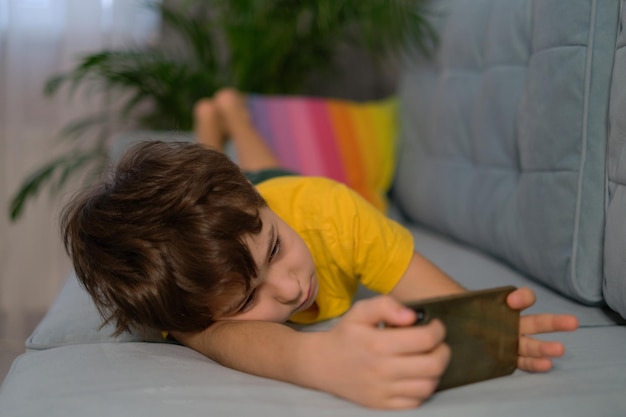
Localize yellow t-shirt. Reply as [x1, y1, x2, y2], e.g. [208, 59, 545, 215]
[256, 177, 414, 324]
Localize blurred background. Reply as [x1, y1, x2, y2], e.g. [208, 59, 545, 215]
[0, 0, 424, 381]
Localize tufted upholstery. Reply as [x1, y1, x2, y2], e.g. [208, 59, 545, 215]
[605, 0, 626, 318]
[393, 0, 620, 305]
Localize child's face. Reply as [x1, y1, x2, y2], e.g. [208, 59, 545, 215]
[218, 206, 319, 323]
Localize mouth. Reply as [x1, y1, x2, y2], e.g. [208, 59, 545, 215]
[296, 275, 315, 312]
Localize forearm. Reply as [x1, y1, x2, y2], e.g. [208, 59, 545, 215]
[172, 321, 321, 388]
[389, 251, 465, 302]
[174, 297, 454, 409]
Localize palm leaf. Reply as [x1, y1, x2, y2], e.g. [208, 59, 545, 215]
[56, 112, 111, 143]
[159, 2, 218, 71]
[9, 148, 106, 221]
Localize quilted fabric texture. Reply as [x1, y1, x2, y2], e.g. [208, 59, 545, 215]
[247, 95, 398, 211]
[604, 1, 626, 319]
[394, 0, 620, 304]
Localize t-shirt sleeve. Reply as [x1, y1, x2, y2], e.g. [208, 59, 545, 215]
[340, 183, 415, 294]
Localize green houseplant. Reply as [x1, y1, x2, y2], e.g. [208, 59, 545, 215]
[9, 0, 434, 221]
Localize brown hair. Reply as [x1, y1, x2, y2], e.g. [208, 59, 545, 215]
[61, 140, 266, 336]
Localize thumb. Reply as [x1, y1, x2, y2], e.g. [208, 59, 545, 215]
[344, 295, 417, 328]
[506, 287, 536, 311]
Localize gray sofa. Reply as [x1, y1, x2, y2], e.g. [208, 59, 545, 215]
[2, 0, 626, 415]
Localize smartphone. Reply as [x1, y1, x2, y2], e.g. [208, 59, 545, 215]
[404, 286, 520, 391]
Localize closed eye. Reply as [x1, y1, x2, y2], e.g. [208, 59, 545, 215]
[269, 236, 281, 262]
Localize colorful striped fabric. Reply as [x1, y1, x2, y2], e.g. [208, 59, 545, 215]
[247, 95, 398, 211]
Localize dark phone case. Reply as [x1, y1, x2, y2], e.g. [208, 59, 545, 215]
[405, 286, 520, 391]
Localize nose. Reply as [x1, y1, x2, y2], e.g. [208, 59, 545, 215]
[267, 271, 302, 305]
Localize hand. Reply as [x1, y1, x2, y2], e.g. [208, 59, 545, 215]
[506, 288, 579, 372]
[305, 296, 450, 409]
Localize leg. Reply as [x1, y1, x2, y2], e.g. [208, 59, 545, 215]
[214, 88, 281, 172]
[193, 98, 226, 152]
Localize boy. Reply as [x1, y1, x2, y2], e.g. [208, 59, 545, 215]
[62, 88, 578, 410]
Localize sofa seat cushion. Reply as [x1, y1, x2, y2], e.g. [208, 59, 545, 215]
[407, 224, 624, 327]
[3, 326, 626, 417]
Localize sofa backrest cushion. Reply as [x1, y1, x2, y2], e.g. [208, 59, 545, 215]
[604, 0, 626, 319]
[393, 0, 620, 305]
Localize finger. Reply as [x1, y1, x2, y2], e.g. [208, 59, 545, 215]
[371, 320, 447, 356]
[520, 314, 579, 335]
[518, 356, 554, 373]
[507, 287, 536, 310]
[386, 342, 451, 378]
[388, 378, 439, 403]
[384, 396, 423, 410]
[519, 335, 565, 358]
[347, 296, 417, 327]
